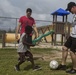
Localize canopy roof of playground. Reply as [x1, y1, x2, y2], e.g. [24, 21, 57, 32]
[51, 8, 70, 16]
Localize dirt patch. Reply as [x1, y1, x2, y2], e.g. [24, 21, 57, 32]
[33, 50, 71, 62]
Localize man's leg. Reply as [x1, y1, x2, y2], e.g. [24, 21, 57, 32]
[61, 46, 68, 65]
[66, 51, 76, 74]
[57, 46, 68, 70]
[70, 51, 76, 70]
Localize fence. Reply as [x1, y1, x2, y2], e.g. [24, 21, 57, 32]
[0, 16, 53, 48]
[0, 16, 72, 48]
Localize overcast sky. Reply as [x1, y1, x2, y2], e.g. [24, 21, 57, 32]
[0, 0, 76, 30]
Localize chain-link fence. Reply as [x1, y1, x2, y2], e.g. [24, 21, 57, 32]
[0, 16, 52, 48]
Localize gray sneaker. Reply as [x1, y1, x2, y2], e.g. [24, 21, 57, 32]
[14, 65, 20, 71]
[33, 65, 42, 71]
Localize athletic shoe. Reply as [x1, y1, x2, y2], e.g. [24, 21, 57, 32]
[33, 65, 42, 71]
[56, 64, 66, 70]
[14, 65, 20, 71]
[66, 68, 76, 74]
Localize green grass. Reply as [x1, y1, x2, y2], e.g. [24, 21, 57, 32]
[0, 48, 74, 75]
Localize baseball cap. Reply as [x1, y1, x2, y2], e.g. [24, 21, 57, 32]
[66, 2, 76, 11]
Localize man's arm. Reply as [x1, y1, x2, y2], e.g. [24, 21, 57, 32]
[15, 22, 21, 39]
[33, 24, 38, 38]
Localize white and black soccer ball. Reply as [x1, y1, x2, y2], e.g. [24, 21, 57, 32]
[49, 60, 58, 69]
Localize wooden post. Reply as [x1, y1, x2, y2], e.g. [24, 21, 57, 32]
[41, 28, 47, 42]
[64, 15, 67, 43]
[61, 34, 63, 45]
[2, 31, 6, 47]
[53, 15, 57, 45]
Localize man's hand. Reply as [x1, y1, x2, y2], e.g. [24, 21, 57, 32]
[35, 32, 39, 38]
[16, 34, 19, 39]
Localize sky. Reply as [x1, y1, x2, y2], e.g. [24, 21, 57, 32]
[0, 0, 76, 30]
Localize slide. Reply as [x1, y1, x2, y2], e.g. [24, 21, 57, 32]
[32, 30, 54, 44]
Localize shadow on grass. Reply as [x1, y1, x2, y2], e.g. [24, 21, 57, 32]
[24, 64, 32, 70]
[24, 63, 41, 71]
[34, 57, 43, 60]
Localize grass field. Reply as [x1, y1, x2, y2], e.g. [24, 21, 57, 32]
[0, 48, 74, 75]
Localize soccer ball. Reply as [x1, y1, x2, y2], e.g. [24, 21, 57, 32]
[49, 60, 58, 69]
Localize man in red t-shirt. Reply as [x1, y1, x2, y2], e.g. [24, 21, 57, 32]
[16, 8, 38, 39]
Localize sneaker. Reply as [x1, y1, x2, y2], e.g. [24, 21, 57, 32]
[66, 68, 76, 74]
[56, 64, 66, 70]
[66, 68, 73, 73]
[14, 65, 20, 71]
[33, 65, 42, 71]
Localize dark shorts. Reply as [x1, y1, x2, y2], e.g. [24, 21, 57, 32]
[64, 36, 76, 53]
[18, 51, 33, 61]
[25, 51, 33, 57]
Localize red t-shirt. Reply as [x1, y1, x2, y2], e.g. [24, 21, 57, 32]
[19, 16, 35, 35]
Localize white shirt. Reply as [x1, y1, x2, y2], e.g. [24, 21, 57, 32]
[70, 14, 76, 38]
[17, 33, 29, 52]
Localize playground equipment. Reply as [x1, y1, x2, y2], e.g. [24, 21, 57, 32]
[32, 30, 54, 44]
[1, 8, 71, 47]
[51, 8, 70, 45]
[2, 30, 54, 47]
[2, 32, 20, 47]
[5, 33, 20, 43]
[4, 31, 54, 44]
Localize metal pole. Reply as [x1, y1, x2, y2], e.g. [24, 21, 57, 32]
[2, 31, 6, 47]
[15, 18, 18, 48]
